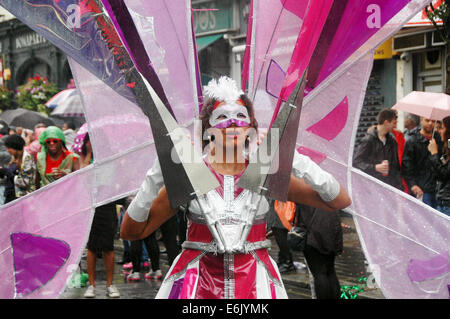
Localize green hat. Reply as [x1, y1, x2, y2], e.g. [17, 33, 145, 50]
[39, 126, 66, 153]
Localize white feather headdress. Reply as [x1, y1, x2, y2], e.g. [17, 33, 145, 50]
[203, 76, 244, 105]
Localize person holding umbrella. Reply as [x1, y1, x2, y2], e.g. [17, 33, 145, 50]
[392, 91, 449, 207]
[401, 117, 443, 208]
[35, 126, 80, 188]
[427, 116, 450, 216]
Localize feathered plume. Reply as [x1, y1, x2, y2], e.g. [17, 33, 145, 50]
[204, 76, 244, 105]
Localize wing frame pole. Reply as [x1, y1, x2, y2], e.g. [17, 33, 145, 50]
[237, 70, 307, 202]
[100, 0, 220, 208]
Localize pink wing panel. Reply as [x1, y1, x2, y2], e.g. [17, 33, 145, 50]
[351, 170, 450, 299]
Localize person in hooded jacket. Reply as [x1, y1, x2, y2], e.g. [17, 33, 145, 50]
[296, 203, 343, 299]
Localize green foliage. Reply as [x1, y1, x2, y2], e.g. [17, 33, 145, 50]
[0, 86, 14, 111]
[16, 76, 58, 115]
[425, 1, 450, 44]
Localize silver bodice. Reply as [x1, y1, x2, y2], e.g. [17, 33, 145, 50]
[187, 175, 270, 253]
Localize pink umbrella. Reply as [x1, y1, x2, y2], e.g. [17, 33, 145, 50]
[71, 123, 88, 154]
[392, 91, 450, 120]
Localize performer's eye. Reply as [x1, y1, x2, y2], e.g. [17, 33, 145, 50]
[237, 113, 247, 118]
[217, 114, 227, 120]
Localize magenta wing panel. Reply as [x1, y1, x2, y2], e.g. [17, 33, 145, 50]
[0, 170, 94, 298]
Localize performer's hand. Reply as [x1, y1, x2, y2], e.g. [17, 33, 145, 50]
[428, 138, 438, 155]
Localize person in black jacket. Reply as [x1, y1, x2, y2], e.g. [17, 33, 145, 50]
[402, 116, 443, 208]
[0, 161, 17, 203]
[427, 116, 450, 216]
[353, 108, 403, 190]
[297, 204, 343, 299]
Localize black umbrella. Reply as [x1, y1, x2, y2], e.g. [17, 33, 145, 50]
[0, 119, 9, 135]
[0, 108, 55, 130]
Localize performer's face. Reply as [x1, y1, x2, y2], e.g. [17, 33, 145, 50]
[208, 101, 251, 149]
[208, 99, 251, 129]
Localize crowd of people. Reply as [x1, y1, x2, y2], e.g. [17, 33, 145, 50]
[0, 121, 80, 204]
[354, 109, 450, 216]
[0, 121, 122, 298]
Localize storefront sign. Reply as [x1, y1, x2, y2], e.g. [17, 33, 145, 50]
[374, 38, 396, 60]
[15, 32, 48, 49]
[193, 0, 234, 35]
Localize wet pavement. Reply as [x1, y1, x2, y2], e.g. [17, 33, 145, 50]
[60, 211, 384, 299]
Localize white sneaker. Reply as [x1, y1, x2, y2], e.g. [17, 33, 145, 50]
[127, 271, 140, 281]
[145, 269, 163, 280]
[106, 285, 120, 298]
[83, 285, 95, 298]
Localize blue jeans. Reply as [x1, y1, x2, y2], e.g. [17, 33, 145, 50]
[423, 192, 437, 209]
[437, 205, 450, 217]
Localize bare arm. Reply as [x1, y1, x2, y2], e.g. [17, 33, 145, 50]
[72, 156, 80, 172]
[80, 152, 92, 169]
[120, 186, 177, 241]
[288, 174, 351, 212]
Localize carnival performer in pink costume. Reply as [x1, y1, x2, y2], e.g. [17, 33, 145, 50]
[121, 77, 351, 299]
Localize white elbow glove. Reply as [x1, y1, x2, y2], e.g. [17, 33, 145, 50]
[291, 151, 340, 202]
[127, 158, 164, 222]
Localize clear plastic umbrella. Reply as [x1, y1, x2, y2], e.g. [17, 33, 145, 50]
[46, 89, 84, 117]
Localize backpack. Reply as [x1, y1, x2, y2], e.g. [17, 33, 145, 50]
[274, 200, 296, 230]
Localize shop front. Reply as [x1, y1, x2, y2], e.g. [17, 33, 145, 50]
[192, 0, 250, 87]
[0, 18, 71, 91]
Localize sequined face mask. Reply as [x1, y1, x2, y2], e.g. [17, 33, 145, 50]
[209, 99, 251, 129]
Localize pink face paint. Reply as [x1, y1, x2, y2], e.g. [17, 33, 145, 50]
[209, 102, 251, 128]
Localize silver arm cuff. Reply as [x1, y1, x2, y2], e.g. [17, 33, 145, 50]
[127, 158, 164, 222]
[292, 151, 341, 202]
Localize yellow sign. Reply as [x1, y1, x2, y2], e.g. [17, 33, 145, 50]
[374, 38, 396, 60]
[4, 69, 11, 81]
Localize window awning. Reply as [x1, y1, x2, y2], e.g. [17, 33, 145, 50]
[196, 34, 224, 51]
